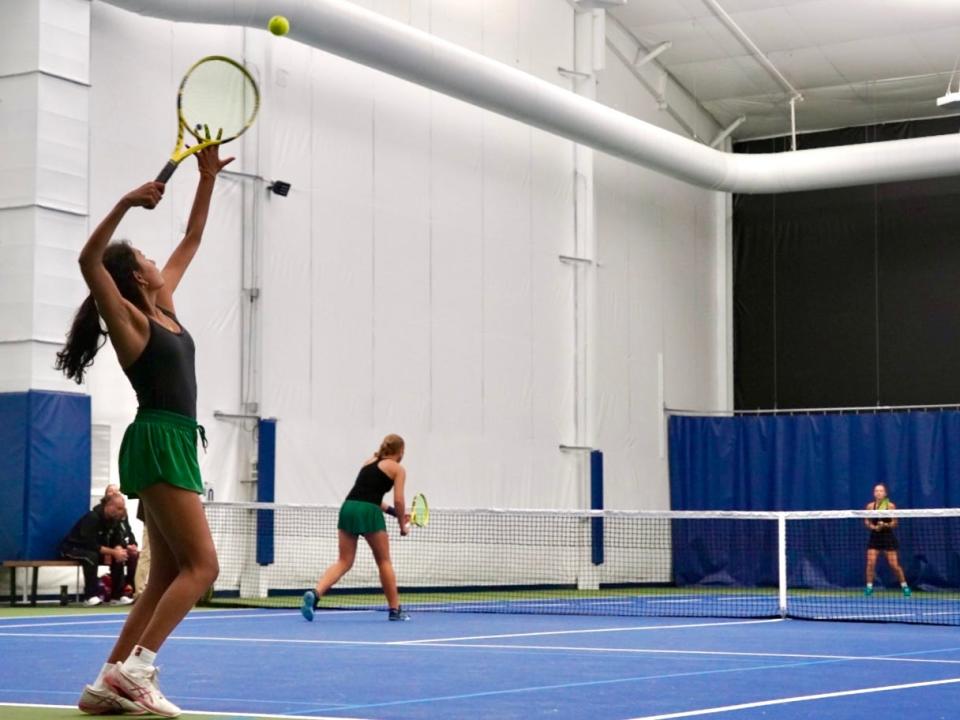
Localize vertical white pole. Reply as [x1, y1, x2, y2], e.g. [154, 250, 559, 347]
[658, 352, 665, 458]
[790, 97, 798, 151]
[777, 513, 788, 618]
[571, 7, 598, 507]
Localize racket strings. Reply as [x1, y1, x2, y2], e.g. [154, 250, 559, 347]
[180, 58, 259, 142]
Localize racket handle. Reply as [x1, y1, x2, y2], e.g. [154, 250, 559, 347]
[156, 161, 179, 183]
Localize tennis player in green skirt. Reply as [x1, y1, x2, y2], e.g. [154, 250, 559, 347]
[57, 146, 233, 717]
[301, 434, 411, 621]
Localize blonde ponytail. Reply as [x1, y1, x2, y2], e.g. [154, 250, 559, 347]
[376, 433, 405, 459]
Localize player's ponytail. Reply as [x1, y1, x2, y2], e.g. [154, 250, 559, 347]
[56, 294, 107, 384]
[56, 241, 147, 383]
[376, 433, 405, 460]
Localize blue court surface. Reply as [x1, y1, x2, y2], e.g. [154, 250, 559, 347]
[1, 608, 959, 719]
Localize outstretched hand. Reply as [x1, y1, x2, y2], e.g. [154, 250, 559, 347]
[122, 181, 165, 209]
[194, 134, 235, 179]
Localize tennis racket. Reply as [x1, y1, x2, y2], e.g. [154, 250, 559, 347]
[156, 55, 260, 183]
[410, 493, 429, 528]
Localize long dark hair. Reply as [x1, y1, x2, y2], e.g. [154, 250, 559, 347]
[56, 242, 148, 383]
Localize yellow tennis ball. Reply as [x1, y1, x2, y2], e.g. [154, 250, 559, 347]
[268, 15, 290, 36]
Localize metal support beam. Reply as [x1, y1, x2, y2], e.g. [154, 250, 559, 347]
[634, 41, 671, 69]
[604, 12, 721, 143]
[710, 115, 746, 148]
[700, 0, 802, 102]
[558, 67, 592, 80]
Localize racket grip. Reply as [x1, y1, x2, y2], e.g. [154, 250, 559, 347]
[156, 161, 179, 183]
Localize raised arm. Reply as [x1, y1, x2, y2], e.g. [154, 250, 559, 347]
[78, 182, 164, 364]
[158, 145, 234, 310]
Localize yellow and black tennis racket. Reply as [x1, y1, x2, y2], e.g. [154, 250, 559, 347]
[410, 493, 429, 528]
[156, 55, 260, 183]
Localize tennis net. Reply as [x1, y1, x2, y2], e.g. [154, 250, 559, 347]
[203, 502, 960, 625]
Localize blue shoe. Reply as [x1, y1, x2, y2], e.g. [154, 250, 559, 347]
[864, 586, 873, 597]
[301, 590, 316, 621]
[388, 606, 410, 621]
[903, 586, 912, 597]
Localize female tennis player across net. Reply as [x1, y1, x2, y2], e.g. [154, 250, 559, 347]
[864, 483, 911, 597]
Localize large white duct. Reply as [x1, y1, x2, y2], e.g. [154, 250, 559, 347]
[100, 0, 960, 193]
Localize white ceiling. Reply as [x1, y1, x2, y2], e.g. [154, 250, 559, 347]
[610, 0, 960, 140]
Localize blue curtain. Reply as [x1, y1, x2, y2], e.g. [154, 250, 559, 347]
[0, 391, 91, 562]
[668, 412, 960, 590]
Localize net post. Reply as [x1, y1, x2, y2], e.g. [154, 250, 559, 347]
[777, 512, 787, 618]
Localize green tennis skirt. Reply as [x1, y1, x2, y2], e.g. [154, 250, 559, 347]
[118, 409, 206, 499]
[338, 500, 387, 535]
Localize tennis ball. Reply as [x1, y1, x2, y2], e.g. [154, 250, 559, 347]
[268, 15, 290, 36]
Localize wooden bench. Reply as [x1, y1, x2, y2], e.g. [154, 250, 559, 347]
[3, 560, 82, 607]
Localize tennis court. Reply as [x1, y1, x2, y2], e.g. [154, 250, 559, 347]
[2, 607, 960, 719]
[6, 1, 960, 719]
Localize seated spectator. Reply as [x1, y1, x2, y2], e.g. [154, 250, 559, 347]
[103, 484, 140, 599]
[59, 492, 136, 607]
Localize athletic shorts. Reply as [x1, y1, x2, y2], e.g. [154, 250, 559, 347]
[119, 409, 206, 499]
[338, 500, 386, 535]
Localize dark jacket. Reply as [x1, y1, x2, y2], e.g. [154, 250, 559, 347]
[59, 506, 118, 566]
[109, 516, 137, 548]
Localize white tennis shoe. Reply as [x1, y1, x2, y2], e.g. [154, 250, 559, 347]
[78, 679, 147, 715]
[105, 662, 181, 717]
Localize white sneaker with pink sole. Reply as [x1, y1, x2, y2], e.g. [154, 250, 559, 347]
[78, 681, 147, 715]
[104, 662, 181, 718]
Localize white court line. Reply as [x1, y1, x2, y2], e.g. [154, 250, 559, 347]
[0, 606, 275, 622]
[0, 631, 387, 646]
[0, 609, 370, 630]
[407, 642, 960, 665]
[0, 622, 779, 651]
[399, 618, 784, 644]
[623, 676, 960, 719]
[0, 701, 370, 719]
[812, 613, 915, 620]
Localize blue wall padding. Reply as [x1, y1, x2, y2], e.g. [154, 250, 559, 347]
[590, 450, 604, 566]
[669, 412, 960, 590]
[0, 391, 90, 561]
[0, 394, 29, 562]
[256, 418, 276, 566]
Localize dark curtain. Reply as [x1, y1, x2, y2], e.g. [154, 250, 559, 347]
[734, 117, 960, 409]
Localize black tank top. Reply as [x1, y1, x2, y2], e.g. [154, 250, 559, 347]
[122, 308, 198, 419]
[871, 500, 894, 531]
[345, 460, 394, 505]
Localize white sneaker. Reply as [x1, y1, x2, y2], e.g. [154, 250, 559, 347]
[82, 596, 103, 607]
[78, 683, 147, 715]
[108, 596, 134, 606]
[105, 663, 181, 718]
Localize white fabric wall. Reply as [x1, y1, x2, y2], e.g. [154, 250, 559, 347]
[592, 44, 727, 510]
[259, 0, 579, 508]
[81, 0, 728, 512]
[0, 0, 91, 393]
